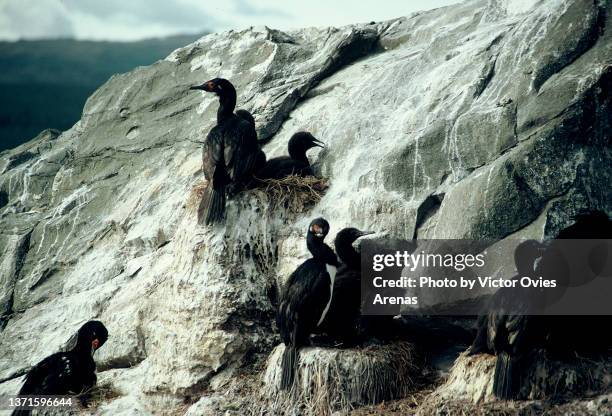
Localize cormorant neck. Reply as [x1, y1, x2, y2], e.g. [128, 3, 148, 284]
[336, 241, 361, 270]
[307, 234, 336, 264]
[288, 146, 309, 165]
[72, 342, 94, 358]
[307, 233, 323, 256]
[217, 89, 237, 123]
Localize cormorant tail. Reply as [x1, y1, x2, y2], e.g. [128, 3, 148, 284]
[198, 183, 226, 225]
[493, 352, 521, 399]
[280, 345, 298, 390]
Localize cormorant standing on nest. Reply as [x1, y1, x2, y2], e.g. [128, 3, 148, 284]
[468, 240, 547, 400]
[316, 227, 372, 345]
[13, 321, 108, 415]
[276, 218, 339, 390]
[255, 132, 323, 180]
[189, 78, 261, 224]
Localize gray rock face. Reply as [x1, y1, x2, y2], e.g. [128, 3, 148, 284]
[0, 0, 610, 413]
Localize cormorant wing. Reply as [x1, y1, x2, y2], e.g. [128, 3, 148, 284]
[277, 260, 332, 343]
[295, 261, 332, 329]
[19, 352, 75, 395]
[226, 118, 259, 182]
[202, 127, 226, 181]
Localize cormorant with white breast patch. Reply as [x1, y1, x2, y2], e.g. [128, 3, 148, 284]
[276, 218, 339, 390]
[255, 132, 323, 180]
[13, 321, 108, 415]
[189, 78, 261, 224]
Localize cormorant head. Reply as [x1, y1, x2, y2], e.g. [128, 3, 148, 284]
[189, 78, 235, 97]
[308, 217, 330, 239]
[288, 132, 323, 161]
[335, 228, 373, 246]
[335, 227, 373, 267]
[290, 132, 323, 150]
[76, 320, 108, 354]
[514, 240, 546, 276]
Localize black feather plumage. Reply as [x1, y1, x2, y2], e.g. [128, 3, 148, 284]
[256, 132, 322, 180]
[276, 218, 339, 390]
[13, 321, 108, 415]
[190, 79, 261, 225]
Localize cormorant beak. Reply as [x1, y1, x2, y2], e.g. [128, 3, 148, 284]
[352, 231, 376, 251]
[311, 138, 325, 148]
[189, 81, 215, 92]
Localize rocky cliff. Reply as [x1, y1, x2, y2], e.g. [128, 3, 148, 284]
[0, 0, 610, 414]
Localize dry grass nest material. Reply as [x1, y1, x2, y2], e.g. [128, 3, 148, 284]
[265, 341, 421, 416]
[253, 175, 328, 211]
[76, 383, 121, 411]
[188, 175, 329, 213]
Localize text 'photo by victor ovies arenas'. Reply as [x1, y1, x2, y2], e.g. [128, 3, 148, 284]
[0, 0, 610, 415]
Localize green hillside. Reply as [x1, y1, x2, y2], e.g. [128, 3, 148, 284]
[0, 34, 203, 151]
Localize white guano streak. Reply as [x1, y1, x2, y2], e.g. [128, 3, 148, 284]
[317, 264, 337, 326]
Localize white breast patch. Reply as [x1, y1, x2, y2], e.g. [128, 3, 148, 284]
[317, 264, 337, 326]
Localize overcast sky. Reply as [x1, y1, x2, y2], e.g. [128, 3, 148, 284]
[0, 0, 461, 42]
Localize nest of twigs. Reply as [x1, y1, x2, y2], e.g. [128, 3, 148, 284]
[252, 175, 328, 212]
[78, 383, 122, 410]
[188, 175, 329, 215]
[263, 342, 421, 415]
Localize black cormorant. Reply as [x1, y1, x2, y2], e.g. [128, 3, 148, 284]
[545, 212, 612, 357]
[14, 321, 108, 414]
[234, 108, 266, 184]
[276, 218, 339, 390]
[468, 240, 547, 400]
[255, 132, 323, 180]
[189, 78, 261, 224]
[470, 214, 612, 400]
[316, 227, 372, 345]
[235, 109, 255, 127]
